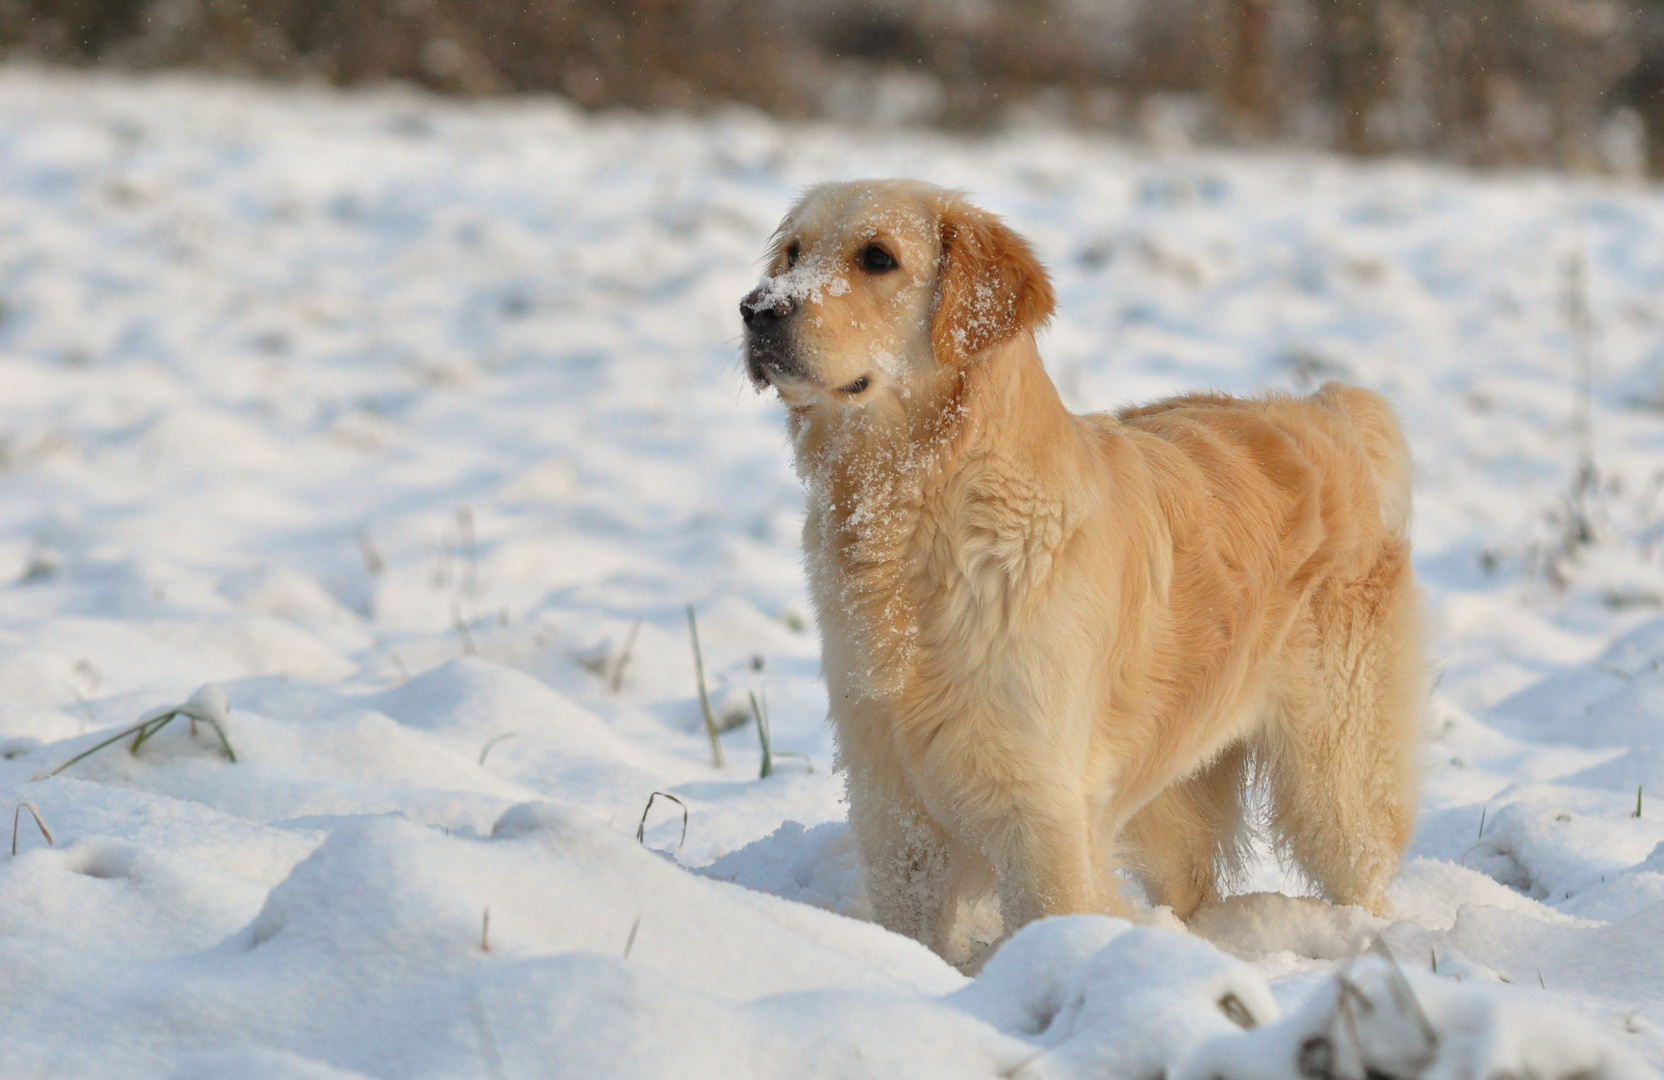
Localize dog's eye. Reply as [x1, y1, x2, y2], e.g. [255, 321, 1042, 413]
[858, 244, 896, 273]
[785, 242, 800, 268]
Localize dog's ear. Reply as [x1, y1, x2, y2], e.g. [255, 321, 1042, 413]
[931, 199, 1055, 365]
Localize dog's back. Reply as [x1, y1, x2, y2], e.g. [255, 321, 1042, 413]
[1111, 381, 1410, 553]
[1102, 383, 1421, 917]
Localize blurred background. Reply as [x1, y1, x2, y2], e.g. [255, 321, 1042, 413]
[1, 0, 1661, 175]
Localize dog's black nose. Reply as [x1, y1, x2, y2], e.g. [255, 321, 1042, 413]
[741, 287, 793, 329]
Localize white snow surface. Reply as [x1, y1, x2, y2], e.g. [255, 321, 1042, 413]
[0, 66, 1662, 1077]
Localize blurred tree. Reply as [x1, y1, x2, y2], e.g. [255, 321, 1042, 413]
[1317, 0, 1393, 153]
[1225, 0, 1271, 128]
[0, 0, 1652, 173]
[1617, 0, 1664, 173]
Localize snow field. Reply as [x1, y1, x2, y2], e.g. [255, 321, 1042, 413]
[0, 66, 1661, 1076]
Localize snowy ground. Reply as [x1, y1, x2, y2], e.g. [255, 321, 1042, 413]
[0, 65, 1662, 1077]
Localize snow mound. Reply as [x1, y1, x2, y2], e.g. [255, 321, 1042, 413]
[0, 66, 1660, 1073]
[1181, 952, 1655, 1080]
[700, 818, 872, 919]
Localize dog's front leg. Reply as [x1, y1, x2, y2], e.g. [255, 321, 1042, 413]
[981, 793, 1126, 934]
[845, 760, 954, 946]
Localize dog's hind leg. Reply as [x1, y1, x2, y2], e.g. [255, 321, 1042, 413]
[1122, 744, 1251, 919]
[1263, 542, 1422, 914]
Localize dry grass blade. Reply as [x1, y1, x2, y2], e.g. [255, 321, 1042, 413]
[31, 722, 147, 781]
[635, 791, 688, 852]
[457, 506, 479, 597]
[1217, 991, 1257, 1029]
[452, 599, 476, 656]
[685, 605, 724, 768]
[1563, 234, 1598, 544]
[1324, 937, 1438, 1079]
[751, 690, 772, 779]
[67, 687, 97, 730]
[1368, 937, 1438, 1050]
[478, 732, 517, 766]
[750, 688, 811, 774]
[129, 710, 173, 753]
[177, 703, 237, 763]
[622, 913, 642, 959]
[609, 618, 641, 694]
[480, 906, 491, 952]
[11, 801, 53, 855]
[772, 750, 812, 771]
[355, 527, 384, 576]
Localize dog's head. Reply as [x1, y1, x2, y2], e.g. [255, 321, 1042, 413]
[742, 180, 1053, 410]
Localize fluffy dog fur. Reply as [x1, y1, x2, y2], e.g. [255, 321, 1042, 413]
[741, 179, 1423, 964]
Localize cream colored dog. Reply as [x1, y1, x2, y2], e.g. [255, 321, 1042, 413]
[742, 179, 1423, 963]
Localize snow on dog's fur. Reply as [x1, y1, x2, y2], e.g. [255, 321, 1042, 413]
[742, 179, 1425, 965]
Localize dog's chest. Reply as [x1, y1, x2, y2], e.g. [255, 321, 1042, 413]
[932, 462, 1074, 600]
[812, 466, 1073, 687]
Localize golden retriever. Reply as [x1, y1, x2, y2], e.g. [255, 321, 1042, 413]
[741, 179, 1423, 964]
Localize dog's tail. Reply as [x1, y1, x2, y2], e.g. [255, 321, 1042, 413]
[1315, 381, 1412, 536]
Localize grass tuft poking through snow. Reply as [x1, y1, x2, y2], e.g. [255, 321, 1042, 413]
[32, 685, 236, 780]
[636, 791, 689, 854]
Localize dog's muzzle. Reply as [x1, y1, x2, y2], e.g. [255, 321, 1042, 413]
[741, 286, 802, 385]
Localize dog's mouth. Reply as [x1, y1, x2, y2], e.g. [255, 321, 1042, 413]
[749, 356, 872, 402]
[744, 337, 804, 389]
[745, 333, 873, 402]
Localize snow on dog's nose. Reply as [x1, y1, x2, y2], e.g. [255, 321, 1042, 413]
[740, 286, 793, 328]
